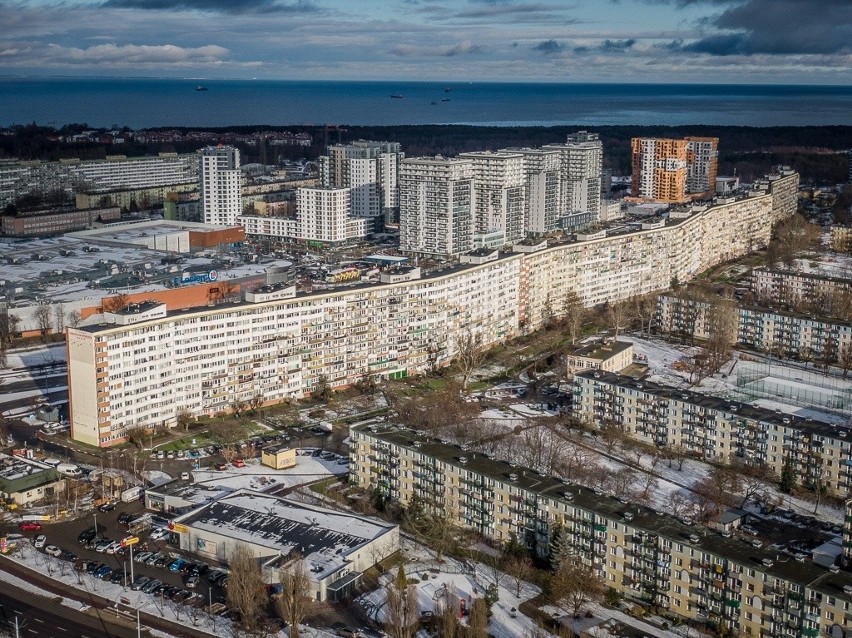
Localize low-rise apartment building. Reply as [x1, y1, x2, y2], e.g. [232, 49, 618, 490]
[565, 340, 634, 376]
[572, 371, 852, 497]
[1, 205, 121, 236]
[656, 294, 852, 360]
[830, 226, 852, 253]
[751, 267, 852, 311]
[349, 424, 852, 638]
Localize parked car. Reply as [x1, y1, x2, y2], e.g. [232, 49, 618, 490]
[214, 463, 228, 471]
[86, 562, 105, 575]
[33, 534, 46, 549]
[149, 527, 170, 541]
[168, 558, 186, 572]
[145, 552, 163, 566]
[105, 541, 122, 554]
[130, 576, 151, 591]
[141, 579, 163, 594]
[232, 459, 245, 468]
[110, 571, 126, 585]
[44, 545, 62, 557]
[185, 575, 200, 589]
[207, 569, 227, 583]
[189, 563, 209, 576]
[172, 590, 193, 603]
[98, 501, 117, 512]
[117, 512, 134, 525]
[77, 527, 98, 545]
[18, 522, 42, 532]
[154, 555, 171, 568]
[95, 565, 113, 580]
[94, 539, 114, 553]
[134, 551, 153, 564]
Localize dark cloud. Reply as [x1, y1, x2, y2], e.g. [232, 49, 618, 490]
[532, 39, 563, 54]
[454, 2, 566, 18]
[101, 0, 320, 14]
[655, 0, 852, 55]
[601, 38, 635, 50]
[574, 38, 635, 54]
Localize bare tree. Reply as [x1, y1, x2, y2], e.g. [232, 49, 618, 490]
[610, 467, 638, 500]
[705, 292, 738, 374]
[34, 303, 52, 340]
[176, 409, 194, 432]
[735, 464, 773, 509]
[466, 597, 489, 638]
[632, 293, 658, 337]
[839, 344, 852, 379]
[606, 300, 631, 339]
[504, 555, 534, 598]
[436, 590, 460, 638]
[66, 309, 82, 329]
[102, 293, 130, 313]
[549, 561, 604, 617]
[226, 544, 265, 632]
[455, 329, 488, 391]
[562, 290, 585, 346]
[276, 557, 315, 638]
[53, 303, 65, 335]
[386, 566, 419, 638]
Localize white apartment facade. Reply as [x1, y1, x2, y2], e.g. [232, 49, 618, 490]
[500, 147, 561, 235]
[296, 187, 366, 244]
[0, 153, 199, 207]
[543, 131, 603, 221]
[68, 172, 798, 447]
[200, 146, 242, 226]
[459, 151, 526, 246]
[573, 371, 852, 497]
[685, 137, 719, 195]
[399, 156, 476, 256]
[350, 424, 852, 638]
[68, 257, 521, 447]
[319, 140, 403, 219]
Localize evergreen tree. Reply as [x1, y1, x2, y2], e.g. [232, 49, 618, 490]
[779, 458, 797, 494]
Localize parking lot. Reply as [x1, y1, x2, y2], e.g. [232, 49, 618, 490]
[3, 502, 238, 621]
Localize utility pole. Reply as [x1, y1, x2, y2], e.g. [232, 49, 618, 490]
[136, 608, 141, 638]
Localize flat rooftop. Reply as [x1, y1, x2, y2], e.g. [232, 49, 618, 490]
[569, 339, 633, 361]
[176, 490, 396, 579]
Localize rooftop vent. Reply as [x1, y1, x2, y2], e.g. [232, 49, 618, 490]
[509, 473, 518, 482]
[459, 456, 468, 465]
[829, 565, 840, 574]
[762, 558, 774, 568]
[688, 534, 700, 544]
[623, 512, 634, 522]
[563, 492, 574, 501]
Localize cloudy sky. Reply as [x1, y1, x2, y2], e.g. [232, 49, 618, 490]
[1, 0, 850, 83]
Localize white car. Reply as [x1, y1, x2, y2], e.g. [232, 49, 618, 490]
[105, 540, 121, 554]
[44, 545, 62, 557]
[149, 527, 170, 541]
[33, 534, 47, 549]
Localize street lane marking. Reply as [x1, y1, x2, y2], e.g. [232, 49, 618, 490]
[33, 618, 44, 623]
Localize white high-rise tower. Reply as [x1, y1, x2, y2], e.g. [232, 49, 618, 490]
[200, 145, 241, 226]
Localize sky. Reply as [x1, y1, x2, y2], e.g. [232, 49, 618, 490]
[0, 0, 850, 84]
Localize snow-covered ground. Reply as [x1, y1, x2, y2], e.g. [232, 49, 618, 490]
[192, 455, 348, 492]
[0, 343, 68, 419]
[794, 253, 852, 280]
[622, 335, 852, 425]
[357, 538, 543, 638]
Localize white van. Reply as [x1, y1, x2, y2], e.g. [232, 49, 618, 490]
[57, 463, 83, 478]
[42, 458, 61, 468]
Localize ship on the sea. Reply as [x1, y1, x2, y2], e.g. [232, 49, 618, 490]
[196, 85, 208, 91]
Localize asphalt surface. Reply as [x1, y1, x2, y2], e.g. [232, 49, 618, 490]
[0, 580, 143, 638]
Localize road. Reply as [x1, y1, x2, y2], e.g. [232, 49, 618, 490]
[0, 578, 144, 638]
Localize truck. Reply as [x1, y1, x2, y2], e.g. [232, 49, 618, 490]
[120, 486, 144, 503]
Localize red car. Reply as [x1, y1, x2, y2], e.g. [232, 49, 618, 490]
[232, 459, 245, 468]
[18, 522, 43, 532]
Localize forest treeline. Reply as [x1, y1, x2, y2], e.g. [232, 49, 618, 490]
[2, 123, 851, 185]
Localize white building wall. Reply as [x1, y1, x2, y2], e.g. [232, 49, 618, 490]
[200, 146, 242, 226]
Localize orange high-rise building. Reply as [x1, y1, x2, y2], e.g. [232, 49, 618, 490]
[631, 136, 719, 203]
[631, 137, 688, 203]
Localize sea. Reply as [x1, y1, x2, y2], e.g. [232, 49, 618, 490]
[1, 78, 851, 129]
